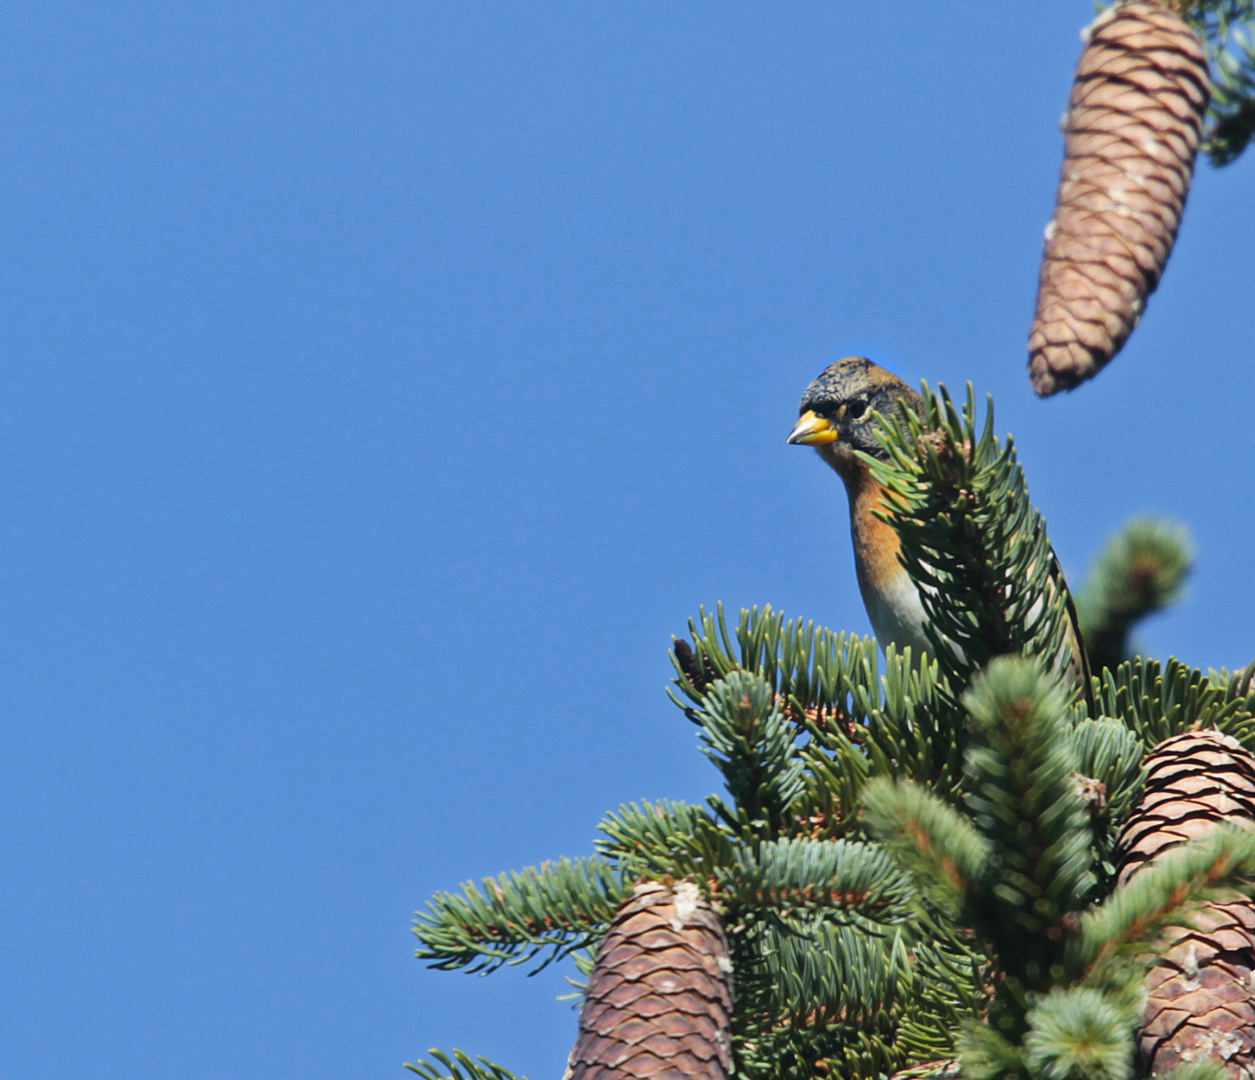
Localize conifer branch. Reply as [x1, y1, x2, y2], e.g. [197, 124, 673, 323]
[1073, 825, 1255, 972]
[1068, 718, 1148, 890]
[741, 918, 910, 1028]
[727, 838, 916, 921]
[958, 1023, 1026, 1080]
[672, 604, 965, 809]
[1068, 719, 1146, 825]
[792, 735, 871, 841]
[897, 939, 991, 1063]
[862, 778, 991, 911]
[793, 641, 962, 833]
[1075, 517, 1193, 675]
[732, 923, 955, 1080]
[1214, 657, 1255, 712]
[670, 604, 883, 721]
[1022, 986, 1139, 1080]
[697, 670, 808, 837]
[732, 918, 985, 1078]
[594, 799, 735, 880]
[413, 858, 630, 974]
[1095, 657, 1255, 750]
[856, 645, 968, 800]
[963, 658, 1097, 956]
[405, 1050, 526, 1080]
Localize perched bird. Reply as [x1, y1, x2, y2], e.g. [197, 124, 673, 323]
[786, 356, 1091, 699]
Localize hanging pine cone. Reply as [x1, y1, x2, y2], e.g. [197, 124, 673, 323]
[1028, 1, 1211, 397]
[1116, 730, 1255, 1079]
[566, 880, 734, 1080]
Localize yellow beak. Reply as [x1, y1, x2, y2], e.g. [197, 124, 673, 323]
[787, 410, 838, 446]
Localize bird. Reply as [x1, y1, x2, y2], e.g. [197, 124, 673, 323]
[786, 355, 1091, 701]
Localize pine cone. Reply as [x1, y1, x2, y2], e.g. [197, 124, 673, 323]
[566, 880, 734, 1080]
[1029, 1, 1210, 397]
[1116, 730, 1255, 1079]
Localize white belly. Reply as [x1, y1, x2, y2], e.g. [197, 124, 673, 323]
[863, 570, 933, 660]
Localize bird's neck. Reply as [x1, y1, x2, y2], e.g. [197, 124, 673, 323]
[832, 454, 890, 549]
[818, 443, 871, 493]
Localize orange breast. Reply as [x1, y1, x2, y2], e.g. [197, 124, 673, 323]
[845, 463, 907, 599]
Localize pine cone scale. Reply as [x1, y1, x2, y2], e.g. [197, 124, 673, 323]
[568, 880, 733, 1080]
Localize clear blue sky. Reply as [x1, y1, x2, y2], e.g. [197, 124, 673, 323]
[1, 3, 1251, 1078]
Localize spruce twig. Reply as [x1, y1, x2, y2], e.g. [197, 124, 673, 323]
[1075, 517, 1193, 674]
[413, 858, 630, 974]
[405, 1049, 527, 1080]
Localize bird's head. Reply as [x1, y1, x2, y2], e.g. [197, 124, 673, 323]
[787, 356, 922, 473]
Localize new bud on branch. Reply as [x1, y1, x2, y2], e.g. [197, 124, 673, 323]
[1029, 1, 1211, 396]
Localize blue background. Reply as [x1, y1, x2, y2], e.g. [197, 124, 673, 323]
[1, 3, 1251, 1077]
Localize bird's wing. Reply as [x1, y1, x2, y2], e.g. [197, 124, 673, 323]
[1052, 547, 1095, 716]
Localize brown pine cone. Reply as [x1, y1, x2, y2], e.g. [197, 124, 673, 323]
[566, 880, 734, 1080]
[1116, 730, 1255, 1079]
[1029, 1, 1210, 397]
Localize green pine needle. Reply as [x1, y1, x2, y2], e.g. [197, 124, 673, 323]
[1075, 517, 1193, 674]
[727, 837, 916, 922]
[1067, 718, 1147, 891]
[594, 799, 735, 879]
[862, 777, 991, 913]
[1023, 986, 1138, 1080]
[1067, 719, 1146, 824]
[732, 923, 982, 1080]
[1074, 825, 1255, 972]
[1095, 656, 1255, 751]
[670, 603, 884, 720]
[697, 670, 808, 837]
[959, 1022, 1027, 1080]
[413, 857, 629, 974]
[963, 657, 1097, 947]
[405, 1049, 527, 1080]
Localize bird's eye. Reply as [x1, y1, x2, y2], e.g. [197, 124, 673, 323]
[846, 400, 868, 420]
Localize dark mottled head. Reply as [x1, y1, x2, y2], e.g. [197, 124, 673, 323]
[787, 356, 921, 469]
